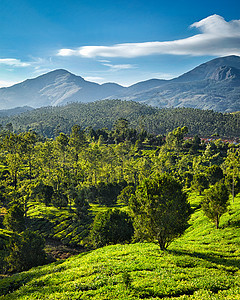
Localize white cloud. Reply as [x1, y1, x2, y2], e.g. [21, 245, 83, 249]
[33, 67, 53, 74]
[84, 76, 105, 83]
[57, 15, 240, 58]
[102, 63, 136, 70]
[0, 58, 30, 67]
[98, 59, 111, 63]
[57, 49, 77, 56]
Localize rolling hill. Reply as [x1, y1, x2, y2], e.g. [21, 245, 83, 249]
[0, 100, 239, 138]
[1, 193, 239, 299]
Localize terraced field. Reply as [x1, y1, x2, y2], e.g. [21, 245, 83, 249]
[0, 193, 239, 299]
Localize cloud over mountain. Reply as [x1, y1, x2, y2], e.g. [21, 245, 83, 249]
[0, 58, 30, 67]
[57, 15, 240, 58]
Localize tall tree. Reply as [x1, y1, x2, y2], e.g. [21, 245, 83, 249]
[223, 148, 240, 202]
[202, 181, 229, 229]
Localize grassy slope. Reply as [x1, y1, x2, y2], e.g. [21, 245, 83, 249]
[26, 202, 110, 247]
[27, 202, 90, 247]
[0, 194, 240, 300]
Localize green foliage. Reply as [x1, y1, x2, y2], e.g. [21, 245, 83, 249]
[205, 164, 224, 185]
[121, 270, 132, 289]
[0, 191, 239, 300]
[3, 202, 25, 233]
[0, 119, 238, 282]
[51, 191, 68, 208]
[130, 173, 191, 250]
[191, 173, 209, 195]
[1, 100, 239, 138]
[83, 181, 127, 205]
[165, 126, 188, 151]
[31, 181, 54, 206]
[202, 181, 230, 229]
[89, 208, 134, 248]
[26, 202, 91, 247]
[73, 188, 90, 219]
[117, 184, 135, 205]
[225, 174, 240, 198]
[5, 230, 46, 273]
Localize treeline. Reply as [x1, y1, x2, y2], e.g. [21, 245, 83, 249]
[0, 121, 239, 273]
[0, 99, 239, 138]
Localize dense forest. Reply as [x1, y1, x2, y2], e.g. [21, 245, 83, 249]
[0, 118, 239, 276]
[0, 100, 239, 138]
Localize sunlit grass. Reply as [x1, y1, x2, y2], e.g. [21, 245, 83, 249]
[0, 194, 239, 299]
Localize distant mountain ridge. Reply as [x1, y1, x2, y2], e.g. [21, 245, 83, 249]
[0, 55, 240, 112]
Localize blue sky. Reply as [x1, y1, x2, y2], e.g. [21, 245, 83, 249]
[0, 0, 240, 87]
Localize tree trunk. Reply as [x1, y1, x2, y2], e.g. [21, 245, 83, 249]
[158, 237, 166, 251]
[215, 215, 219, 229]
[232, 172, 235, 203]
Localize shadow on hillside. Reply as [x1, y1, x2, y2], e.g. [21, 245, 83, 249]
[169, 249, 240, 272]
[27, 216, 54, 235]
[132, 286, 195, 299]
[227, 219, 240, 227]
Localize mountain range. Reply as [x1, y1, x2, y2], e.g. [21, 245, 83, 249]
[0, 55, 240, 112]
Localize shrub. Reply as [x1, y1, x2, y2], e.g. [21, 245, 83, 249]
[3, 202, 25, 233]
[89, 209, 134, 248]
[5, 230, 46, 273]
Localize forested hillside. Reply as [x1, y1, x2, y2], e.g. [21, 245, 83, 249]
[0, 122, 239, 299]
[0, 100, 239, 138]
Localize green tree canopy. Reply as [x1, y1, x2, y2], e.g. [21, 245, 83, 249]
[129, 173, 191, 250]
[202, 181, 229, 229]
[3, 202, 25, 233]
[5, 230, 46, 273]
[89, 208, 134, 248]
[191, 173, 209, 195]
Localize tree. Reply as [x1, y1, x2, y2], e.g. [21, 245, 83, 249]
[112, 118, 131, 143]
[191, 173, 209, 195]
[223, 148, 240, 202]
[225, 175, 240, 200]
[129, 174, 191, 250]
[32, 181, 54, 206]
[94, 181, 127, 205]
[89, 209, 134, 248]
[202, 181, 229, 229]
[2, 133, 23, 189]
[165, 126, 188, 151]
[20, 131, 38, 180]
[205, 165, 224, 185]
[3, 202, 25, 233]
[69, 125, 86, 162]
[117, 184, 135, 205]
[73, 188, 90, 219]
[5, 230, 46, 273]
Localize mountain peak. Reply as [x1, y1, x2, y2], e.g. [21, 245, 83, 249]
[36, 69, 81, 79]
[174, 55, 240, 83]
[0, 55, 239, 112]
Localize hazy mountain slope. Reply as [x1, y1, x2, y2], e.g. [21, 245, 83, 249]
[112, 56, 240, 112]
[173, 55, 240, 82]
[124, 73, 240, 112]
[0, 106, 33, 117]
[0, 55, 240, 112]
[0, 70, 125, 109]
